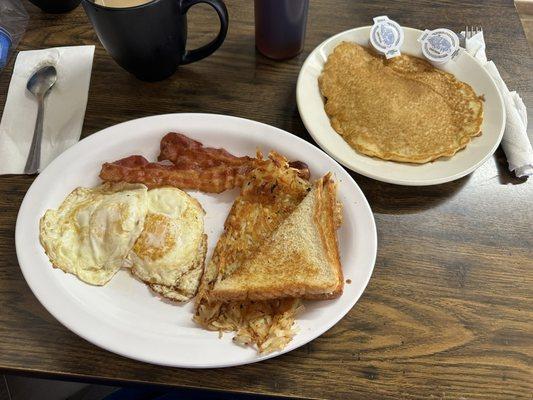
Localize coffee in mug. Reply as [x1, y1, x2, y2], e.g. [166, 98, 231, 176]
[92, 0, 152, 7]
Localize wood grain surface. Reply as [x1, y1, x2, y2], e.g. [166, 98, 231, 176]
[0, 0, 532, 399]
[516, 0, 533, 47]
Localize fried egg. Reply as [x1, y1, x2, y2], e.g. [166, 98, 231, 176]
[125, 187, 206, 301]
[39, 182, 148, 285]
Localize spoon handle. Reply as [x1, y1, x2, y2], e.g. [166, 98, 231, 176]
[24, 96, 45, 174]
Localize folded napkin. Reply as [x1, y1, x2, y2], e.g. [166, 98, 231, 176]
[462, 31, 532, 178]
[0, 45, 95, 174]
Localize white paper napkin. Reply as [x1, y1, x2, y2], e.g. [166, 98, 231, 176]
[0, 45, 95, 174]
[462, 31, 532, 178]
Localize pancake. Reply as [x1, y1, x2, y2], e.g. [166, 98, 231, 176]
[318, 42, 484, 163]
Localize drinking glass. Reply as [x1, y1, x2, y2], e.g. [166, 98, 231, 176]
[254, 0, 309, 60]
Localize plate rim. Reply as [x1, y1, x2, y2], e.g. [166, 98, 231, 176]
[15, 113, 378, 368]
[296, 26, 506, 186]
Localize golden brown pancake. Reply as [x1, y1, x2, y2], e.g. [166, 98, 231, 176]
[318, 42, 484, 163]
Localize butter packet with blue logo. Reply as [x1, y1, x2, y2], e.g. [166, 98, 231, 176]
[418, 29, 460, 65]
[369, 16, 404, 59]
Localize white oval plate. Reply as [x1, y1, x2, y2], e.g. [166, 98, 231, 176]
[16, 114, 377, 368]
[297, 27, 506, 186]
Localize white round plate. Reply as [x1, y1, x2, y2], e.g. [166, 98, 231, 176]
[16, 114, 377, 368]
[297, 27, 506, 186]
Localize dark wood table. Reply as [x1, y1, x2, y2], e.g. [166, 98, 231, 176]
[1, 0, 532, 399]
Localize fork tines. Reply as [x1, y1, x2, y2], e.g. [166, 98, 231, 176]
[465, 25, 483, 39]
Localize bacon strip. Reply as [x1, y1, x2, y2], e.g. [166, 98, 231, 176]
[159, 133, 253, 168]
[99, 132, 310, 193]
[100, 155, 253, 193]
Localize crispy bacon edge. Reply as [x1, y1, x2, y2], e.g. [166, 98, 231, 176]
[99, 132, 310, 192]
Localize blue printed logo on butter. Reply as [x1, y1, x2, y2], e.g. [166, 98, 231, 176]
[418, 29, 459, 64]
[0, 27, 12, 70]
[369, 16, 404, 59]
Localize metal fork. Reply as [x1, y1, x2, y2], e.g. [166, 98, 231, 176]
[461, 26, 482, 48]
[464, 25, 483, 42]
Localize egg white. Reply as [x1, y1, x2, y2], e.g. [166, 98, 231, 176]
[39, 182, 148, 285]
[126, 187, 205, 297]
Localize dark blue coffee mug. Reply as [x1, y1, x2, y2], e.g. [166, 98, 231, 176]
[82, 0, 228, 81]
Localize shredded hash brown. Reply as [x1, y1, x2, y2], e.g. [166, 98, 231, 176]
[194, 298, 303, 354]
[195, 152, 310, 353]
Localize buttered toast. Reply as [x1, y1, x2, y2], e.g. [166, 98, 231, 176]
[209, 173, 343, 301]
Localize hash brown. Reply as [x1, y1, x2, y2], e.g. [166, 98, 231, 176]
[194, 152, 311, 353]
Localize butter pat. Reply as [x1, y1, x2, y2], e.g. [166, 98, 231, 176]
[418, 28, 459, 65]
[369, 16, 404, 59]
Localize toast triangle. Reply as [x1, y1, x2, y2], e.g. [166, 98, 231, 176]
[209, 173, 343, 302]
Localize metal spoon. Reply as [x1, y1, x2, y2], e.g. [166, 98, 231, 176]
[24, 65, 57, 174]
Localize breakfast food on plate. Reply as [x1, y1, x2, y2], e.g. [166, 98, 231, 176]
[40, 181, 207, 300]
[318, 41, 484, 163]
[195, 152, 344, 353]
[100, 132, 255, 193]
[208, 174, 343, 302]
[199, 152, 311, 290]
[124, 187, 207, 301]
[195, 152, 310, 353]
[40, 131, 346, 354]
[158, 132, 252, 169]
[39, 182, 148, 285]
[100, 132, 310, 192]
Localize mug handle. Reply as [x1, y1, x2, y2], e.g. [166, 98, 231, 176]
[180, 0, 229, 65]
